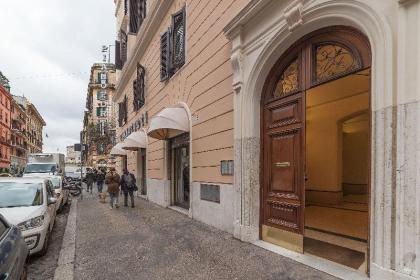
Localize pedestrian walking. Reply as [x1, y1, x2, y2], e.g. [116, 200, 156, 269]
[86, 170, 95, 194]
[96, 169, 105, 194]
[120, 169, 138, 208]
[105, 167, 120, 209]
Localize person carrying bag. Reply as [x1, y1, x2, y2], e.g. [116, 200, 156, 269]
[120, 169, 138, 208]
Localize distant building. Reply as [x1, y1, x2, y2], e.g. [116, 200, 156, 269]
[14, 95, 45, 154]
[81, 63, 116, 168]
[10, 96, 28, 173]
[0, 84, 11, 171]
[66, 145, 81, 165]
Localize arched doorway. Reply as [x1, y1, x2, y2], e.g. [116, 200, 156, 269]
[261, 26, 371, 270]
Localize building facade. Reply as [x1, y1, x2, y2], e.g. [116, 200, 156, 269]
[81, 63, 117, 168]
[65, 145, 81, 165]
[0, 84, 11, 170]
[112, 0, 420, 279]
[10, 96, 28, 173]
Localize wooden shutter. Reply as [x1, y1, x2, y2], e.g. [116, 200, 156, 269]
[120, 30, 128, 66]
[130, 0, 139, 33]
[96, 107, 101, 117]
[129, 0, 146, 34]
[160, 29, 171, 81]
[115, 40, 122, 70]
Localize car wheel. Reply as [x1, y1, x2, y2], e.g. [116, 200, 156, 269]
[39, 230, 50, 256]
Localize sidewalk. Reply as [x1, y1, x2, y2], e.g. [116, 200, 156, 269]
[74, 193, 337, 280]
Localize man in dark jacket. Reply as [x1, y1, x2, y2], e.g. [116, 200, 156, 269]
[96, 169, 105, 194]
[120, 169, 137, 208]
[86, 170, 95, 194]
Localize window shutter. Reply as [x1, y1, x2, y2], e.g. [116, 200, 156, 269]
[115, 40, 122, 70]
[129, 0, 138, 33]
[160, 29, 171, 81]
[97, 73, 101, 84]
[124, 0, 128, 15]
[120, 30, 128, 66]
[96, 107, 100, 117]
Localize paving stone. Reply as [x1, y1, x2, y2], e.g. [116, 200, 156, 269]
[74, 195, 338, 280]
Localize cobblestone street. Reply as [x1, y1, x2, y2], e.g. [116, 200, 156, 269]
[28, 203, 70, 280]
[73, 194, 337, 280]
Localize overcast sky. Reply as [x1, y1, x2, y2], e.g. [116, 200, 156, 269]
[0, 0, 115, 155]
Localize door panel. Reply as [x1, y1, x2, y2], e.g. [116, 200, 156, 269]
[263, 92, 305, 235]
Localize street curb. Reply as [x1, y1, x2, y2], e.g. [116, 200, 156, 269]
[53, 199, 78, 280]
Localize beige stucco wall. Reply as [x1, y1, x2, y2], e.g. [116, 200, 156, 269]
[115, 0, 250, 184]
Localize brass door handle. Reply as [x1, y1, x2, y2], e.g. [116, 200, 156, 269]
[275, 162, 290, 167]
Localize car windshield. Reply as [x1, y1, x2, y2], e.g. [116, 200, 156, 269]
[25, 164, 56, 173]
[49, 177, 61, 189]
[0, 182, 43, 207]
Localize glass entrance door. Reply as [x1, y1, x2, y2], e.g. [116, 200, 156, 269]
[174, 145, 189, 208]
[171, 132, 190, 209]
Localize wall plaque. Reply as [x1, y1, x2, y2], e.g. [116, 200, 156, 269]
[200, 184, 220, 203]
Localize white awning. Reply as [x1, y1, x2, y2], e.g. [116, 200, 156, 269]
[110, 143, 127, 156]
[148, 107, 190, 140]
[121, 130, 148, 151]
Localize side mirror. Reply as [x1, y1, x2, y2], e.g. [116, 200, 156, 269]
[48, 197, 57, 205]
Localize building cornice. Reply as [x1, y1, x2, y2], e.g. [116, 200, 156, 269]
[114, 0, 174, 102]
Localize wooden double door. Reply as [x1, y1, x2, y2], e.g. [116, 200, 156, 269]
[260, 27, 371, 251]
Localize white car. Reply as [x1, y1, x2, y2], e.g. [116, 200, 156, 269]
[0, 178, 57, 256]
[48, 176, 69, 212]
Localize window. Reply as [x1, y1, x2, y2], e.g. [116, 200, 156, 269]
[0, 218, 7, 237]
[171, 7, 186, 70]
[97, 72, 107, 84]
[97, 91, 108, 101]
[115, 40, 122, 70]
[133, 64, 145, 111]
[120, 30, 128, 67]
[99, 121, 107, 136]
[314, 43, 360, 83]
[118, 96, 128, 127]
[274, 59, 299, 98]
[160, 29, 171, 81]
[96, 107, 107, 117]
[129, 0, 147, 34]
[160, 6, 186, 81]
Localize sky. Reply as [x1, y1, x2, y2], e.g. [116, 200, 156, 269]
[0, 0, 116, 155]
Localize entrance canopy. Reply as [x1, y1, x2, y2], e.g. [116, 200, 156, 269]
[121, 130, 148, 151]
[110, 143, 127, 156]
[148, 107, 190, 140]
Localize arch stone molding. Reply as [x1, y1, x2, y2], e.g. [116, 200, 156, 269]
[223, 0, 420, 279]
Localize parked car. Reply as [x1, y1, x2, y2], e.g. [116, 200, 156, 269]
[48, 175, 69, 212]
[0, 178, 57, 256]
[0, 213, 29, 280]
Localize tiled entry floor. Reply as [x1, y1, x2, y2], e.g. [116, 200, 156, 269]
[304, 204, 368, 271]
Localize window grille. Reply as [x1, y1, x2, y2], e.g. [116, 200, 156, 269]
[171, 7, 186, 70]
[160, 6, 186, 81]
[133, 64, 145, 111]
